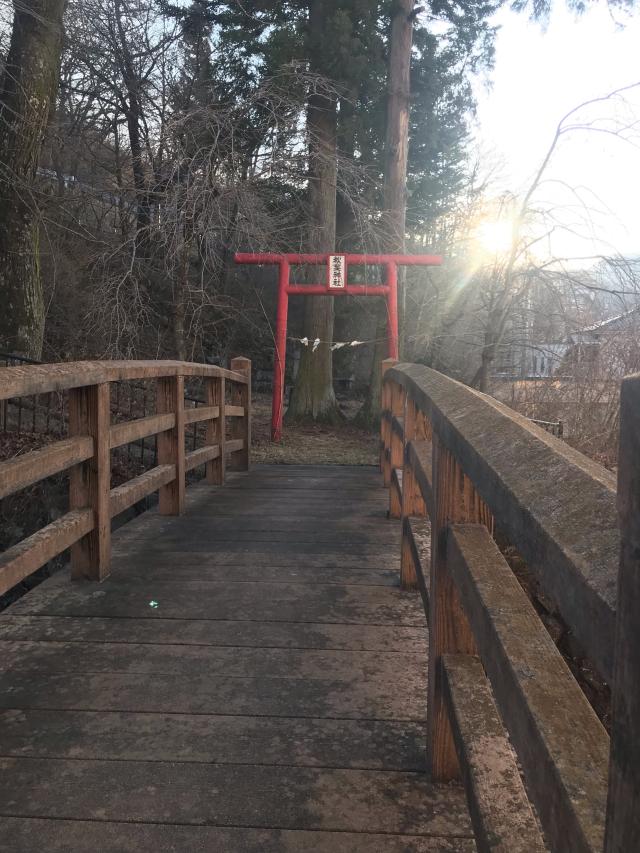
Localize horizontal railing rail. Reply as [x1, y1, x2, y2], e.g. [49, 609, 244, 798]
[0, 358, 251, 596]
[380, 358, 634, 853]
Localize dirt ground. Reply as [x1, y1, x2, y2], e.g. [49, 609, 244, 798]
[250, 393, 379, 466]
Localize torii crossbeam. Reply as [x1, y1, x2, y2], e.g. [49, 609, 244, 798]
[234, 252, 442, 441]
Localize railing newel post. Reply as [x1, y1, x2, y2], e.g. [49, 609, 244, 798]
[206, 374, 225, 485]
[156, 373, 185, 515]
[229, 357, 251, 471]
[68, 381, 111, 581]
[388, 383, 405, 518]
[604, 373, 640, 851]
[427, 431, 484, 783]
[400, 396, 425, 589]
[380, 358, 397, 477]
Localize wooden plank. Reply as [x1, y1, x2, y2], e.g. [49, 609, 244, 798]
[68, 383, 111, 581]
[110, 517, 401, 542]
[109, 413, 175, 448]
[183, 405, 219, 426]
[228, 356, 251, 471]
[0, 758, 472, 836]
[387, 362, 618, 680]
[114, 518, 397, 536]
[219, 482, 380, 493]
[225, 404, 245, 417]
[0, 509, 93, 596]
[0, 640, 427, 682]
[448, 523, 609, 853]
[0, 615, 427, 653]
[0, 360, 248, 401]
[109, 465, 175, 517]
[1, 819, 476, 853]
[0, 668, 426, 720]
[0, 437, 93, 500]
[605, 373, 640, 852]
[0, 708, 426, 770]
[442, 653, 546, 853]
[10, 578, 423, 625]
[156, 375, 185, 515]
[108, 539, 399, 556]
[184, 444, 220, 473]
[110, 550, 400, 570]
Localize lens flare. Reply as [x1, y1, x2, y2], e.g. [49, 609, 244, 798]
[477, 220, 514, 254]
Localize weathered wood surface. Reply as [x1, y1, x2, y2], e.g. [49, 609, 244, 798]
[388, 362, 618, 681]
[0, 509, 94, 597]
[109, 412, 175, 448]
[0, 435, 93, 500]
[0, 464, 473, 851]
[0, 359, 248, 401]
[605, 373, 640, 851]
[442, 653, 546, 853]
[183, 403, 219, 425]
[448, 523, 608, 853]
[109, 464, 176, 517]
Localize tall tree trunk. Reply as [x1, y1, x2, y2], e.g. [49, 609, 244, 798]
[358, 0, 414, 426]
[286, 0, 340, 423]
[114, 0, 151, 258]
[383, 0, 413, 254]
[174, 209, 192, 361]
[0, 0, 67, 358]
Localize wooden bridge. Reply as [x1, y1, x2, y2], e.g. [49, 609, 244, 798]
[0, 357, 638, 851]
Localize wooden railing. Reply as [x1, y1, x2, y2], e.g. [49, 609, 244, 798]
[0, 358, 251, 593]
[381, 358, 638, 853]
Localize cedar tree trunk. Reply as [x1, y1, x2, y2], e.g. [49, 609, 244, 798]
[0, 0, 67, 357]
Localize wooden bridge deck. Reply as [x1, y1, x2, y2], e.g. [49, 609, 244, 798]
[0, 464, 473, 852]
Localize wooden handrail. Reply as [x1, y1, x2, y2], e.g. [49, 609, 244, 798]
[0, 359, 248, 402]
[0, 357, 252, 591]
[386, 362, 617, 681]
[380, 360, 628, 853]
[0, 436, 94, 500]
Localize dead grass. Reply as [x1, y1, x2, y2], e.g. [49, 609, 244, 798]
[251, 393, 378, 466]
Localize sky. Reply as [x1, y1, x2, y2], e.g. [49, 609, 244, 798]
[472, 1, 640, 263]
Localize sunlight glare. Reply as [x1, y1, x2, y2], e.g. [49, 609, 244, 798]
[477, 220, 514, 255]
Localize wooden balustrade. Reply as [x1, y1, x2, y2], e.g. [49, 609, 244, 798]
[0, 358, 251, 594]
[380, 361, 634, 853]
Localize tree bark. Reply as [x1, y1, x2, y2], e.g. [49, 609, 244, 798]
[383, 0, 413, 253]
[359, 0, 414, 426]
[114, 0, 151, 257]
[0, 0, 67, 358]
[286, 0, 340, 423]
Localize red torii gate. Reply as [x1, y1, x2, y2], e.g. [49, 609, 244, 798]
[234, 252, 442, 441]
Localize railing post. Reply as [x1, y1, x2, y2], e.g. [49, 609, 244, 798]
[156, 374, 185, 515]
[427, 432, 492, 782]
[68, 382, 111, 581]
[390, 384, 404, 469]
[380, 358, 397, 475]
[605, 373, 640, 851]
[400, 396, 426, 589]
[229, 357, 251, 471]
[205, 375, 225, 485]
